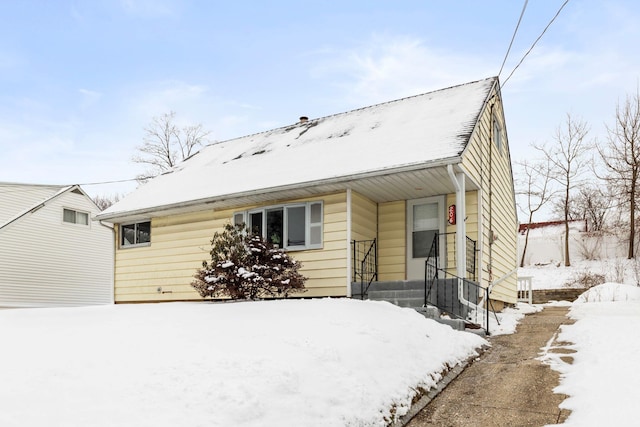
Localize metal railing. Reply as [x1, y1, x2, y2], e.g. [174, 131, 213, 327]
[424, 233, 496, 333]
[425, 232, 477, 281]
[351, 239, 377, 300]
[425, 266, 491, 331]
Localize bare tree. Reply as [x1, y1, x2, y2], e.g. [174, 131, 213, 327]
[549, 183, 611, 231]
[93, 193, 121, 211]
[132, 111, 211, 183]
[536, 114, 591, 266]
[573, 185, 611, 232]
[516, 157, 556, 267]
[598, 90, 640, 258]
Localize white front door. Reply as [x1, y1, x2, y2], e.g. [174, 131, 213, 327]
[406, 197, 445, 280]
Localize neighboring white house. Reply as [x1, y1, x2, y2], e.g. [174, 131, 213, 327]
[0, 182, 113, 308]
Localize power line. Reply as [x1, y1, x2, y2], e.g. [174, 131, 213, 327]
[501, 0, 571, 89]
[0, 178, 138, 195]
[498, 0, 529, 78]
[71, 178, 138, 187]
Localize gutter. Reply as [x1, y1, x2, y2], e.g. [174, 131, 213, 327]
[97, 156, 464, 222]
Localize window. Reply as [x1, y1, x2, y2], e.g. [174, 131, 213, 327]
[121, 221, 151, 247]
[493, 117, 503, 153]
[63, 208, 89, 225]
[236, 201, 323, 250]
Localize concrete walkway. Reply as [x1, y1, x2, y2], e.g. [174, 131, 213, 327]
[404, 306, 574, 427]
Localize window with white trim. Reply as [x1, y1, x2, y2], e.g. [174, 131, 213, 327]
[234, 201, 323, 250]
[63, 208, 89, 225]
[120, 221, 151, 247]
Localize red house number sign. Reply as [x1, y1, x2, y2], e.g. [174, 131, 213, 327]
[448, 204, 456, 225]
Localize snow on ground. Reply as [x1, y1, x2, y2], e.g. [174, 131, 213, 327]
[0, 298, 487, 427]
[537, 281, 640, 426]
[3, 260, 636, 426]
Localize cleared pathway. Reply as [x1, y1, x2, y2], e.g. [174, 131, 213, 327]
[404, 306, 574, 427]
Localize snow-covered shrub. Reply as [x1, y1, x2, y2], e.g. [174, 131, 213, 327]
[192, 223, 307, 300]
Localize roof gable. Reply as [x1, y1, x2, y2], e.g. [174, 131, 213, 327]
[0, 184, 96, 230]
[101, 77, 496, 219]
[0, 183, 69, 226]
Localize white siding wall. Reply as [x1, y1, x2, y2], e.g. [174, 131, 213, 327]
[0, 190, 113, 307]
[0, 183, 64, 225]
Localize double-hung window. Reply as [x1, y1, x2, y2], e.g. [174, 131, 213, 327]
[63, 208, 89, 225]
[234, 201, 323, 250]
[120, 221, 151, 247]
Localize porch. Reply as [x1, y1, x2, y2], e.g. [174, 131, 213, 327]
[351, 234, 496, 334]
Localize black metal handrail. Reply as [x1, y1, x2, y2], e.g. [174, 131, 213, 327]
[423, 233, 496, 333]
[424, 233, 440, 306]
[422, 232, 477, 281]
[351, 239, 377, 300]
[424, 266, 490, 331]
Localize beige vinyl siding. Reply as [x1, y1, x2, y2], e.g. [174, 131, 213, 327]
[461, 86, 518, 303]
[294, 193, 347, 297]
[350, 191, 377, 242]
[0, 190, 113, 308]
[444, 191, 479, 278]
[114, 209, 219, 302]
[378, 200, 405, 280]
[114, 192, 348, 302]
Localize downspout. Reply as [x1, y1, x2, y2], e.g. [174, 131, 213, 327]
[99, 220, 116, 305]
[447, 164, 474, 308]
[459, 163, 484, 290]
[346, 188, 352, 298]
[489, 102, 495, 288]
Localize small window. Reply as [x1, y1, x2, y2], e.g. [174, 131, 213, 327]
[237, 201, 323, 250]
[121, 221, 151, 247]
[63, 208, 89, 225]
[493, 118, 503, 153]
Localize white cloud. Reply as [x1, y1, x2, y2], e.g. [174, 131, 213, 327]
[312, 34, 495, 106]
[78, 88, 102, 109]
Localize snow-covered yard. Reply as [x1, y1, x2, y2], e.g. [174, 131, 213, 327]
[0, 298, 486, 427]
[539, 282, 640, 427]
[2, 260, 638, 426]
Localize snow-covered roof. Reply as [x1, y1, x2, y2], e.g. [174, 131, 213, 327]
[100, 77, 497, 220]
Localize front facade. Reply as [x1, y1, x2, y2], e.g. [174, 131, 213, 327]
[100, 77, 518, 307]
[0, 183, 114, 308]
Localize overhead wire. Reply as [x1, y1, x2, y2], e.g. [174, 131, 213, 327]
[498, 0, 529, 78]
[501, 0, 571, 89]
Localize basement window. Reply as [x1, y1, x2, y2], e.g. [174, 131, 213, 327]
[234, 201, 323, 250]
[63, 208, 89, 225]
[121, 221, 151, 247]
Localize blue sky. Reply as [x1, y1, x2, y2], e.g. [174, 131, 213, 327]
[1, 0, 639, 202]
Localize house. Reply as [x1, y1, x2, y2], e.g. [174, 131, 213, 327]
[0, 183, 114, 308]
[97, 77, 518, 311]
